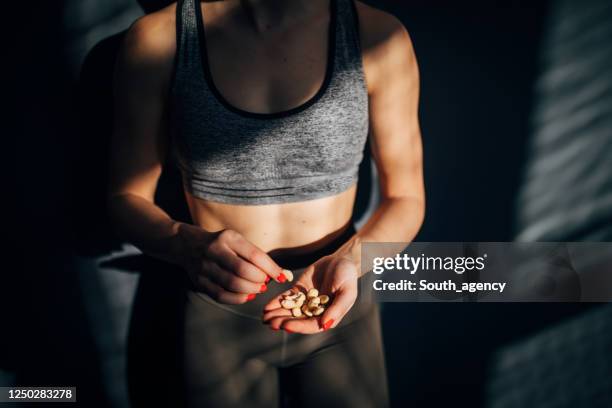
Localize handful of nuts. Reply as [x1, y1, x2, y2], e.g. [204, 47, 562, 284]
[280, 287, 331, 318]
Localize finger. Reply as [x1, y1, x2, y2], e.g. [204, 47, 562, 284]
[203, 260, 267, 295]
[267, 315, 296, 331]
[320, 288, 357, 331]
[263, 288, 297, 312]
[195, 275, 255, 305]
[227, 235, 286, 282]
[282, 317, 322, 334]
[262, 307, 292, 323]
[211, 247, 269, 284]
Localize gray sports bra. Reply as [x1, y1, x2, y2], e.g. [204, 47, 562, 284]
[170, 0, 369, 205]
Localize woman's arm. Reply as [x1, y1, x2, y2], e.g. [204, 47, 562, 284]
[336, 5, 425, 272]
[108, 14, 183, 265]
[108, 13, 284, 302]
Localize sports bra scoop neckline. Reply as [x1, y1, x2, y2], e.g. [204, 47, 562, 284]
[193, 0, 338, 120]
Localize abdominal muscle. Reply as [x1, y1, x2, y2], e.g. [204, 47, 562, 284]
[184, 184, 357, 257]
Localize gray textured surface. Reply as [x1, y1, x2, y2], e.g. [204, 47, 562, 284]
[486, 304, 612, 408]
[77, 248, 140, 408]
[172, 0, 370, 204]
[515, 0, 612, 241]
[488, 0, 612, 405]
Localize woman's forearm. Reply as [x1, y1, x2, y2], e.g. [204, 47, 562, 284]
[107, 193, 198, 267]
[336, 196, 425, 273]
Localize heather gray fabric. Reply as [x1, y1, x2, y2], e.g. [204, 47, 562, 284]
[169, 0, 369, 205]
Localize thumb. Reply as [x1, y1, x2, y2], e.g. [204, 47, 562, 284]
[320, 285, 357, 331]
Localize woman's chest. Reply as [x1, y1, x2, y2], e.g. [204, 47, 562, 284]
[203, 16, 331, 115]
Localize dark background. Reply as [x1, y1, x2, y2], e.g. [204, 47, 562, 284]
[3, 0, 611, 407]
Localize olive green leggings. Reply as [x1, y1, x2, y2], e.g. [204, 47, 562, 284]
[127, 228, 388, 407]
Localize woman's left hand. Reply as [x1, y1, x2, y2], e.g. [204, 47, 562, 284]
[262, 254, 359, 333]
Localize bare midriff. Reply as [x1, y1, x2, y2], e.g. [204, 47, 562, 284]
[184, 184, 357, 257]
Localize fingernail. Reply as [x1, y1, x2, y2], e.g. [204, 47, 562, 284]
[284, 328, 294, 333]
[260, 284, 268, 293]
[323, 319, 334, 331]
[277, 273, 287, 283]
[247, 294, 256, 301]
[265, 276, 270, 283]
[271, 326, 279, 331]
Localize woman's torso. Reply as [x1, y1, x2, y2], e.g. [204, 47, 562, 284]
[170, 0, 368, 254]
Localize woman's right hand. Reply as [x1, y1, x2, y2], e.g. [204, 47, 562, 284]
[176, 223, 287, 304]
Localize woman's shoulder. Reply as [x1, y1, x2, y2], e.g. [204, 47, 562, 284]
[354, 1, 417, 93]
[121, 4, 178, 70]
[354, 1, 412, 54]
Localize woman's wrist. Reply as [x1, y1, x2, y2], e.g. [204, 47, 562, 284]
[333, 234, 363, 276]
[170, 221, 211, 270]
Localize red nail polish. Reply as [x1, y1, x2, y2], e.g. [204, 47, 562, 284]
[278, 273, 287, 283]
[284, 328, 294, 333]
[247, 294, 256, 301]
[271, 327, 279, 331]
[265, 276, 270, 283]
[323, 319, 334, 331]
[260, 284, 268, 293]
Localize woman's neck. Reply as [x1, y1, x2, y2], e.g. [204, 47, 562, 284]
[238, 0, 324, 33]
